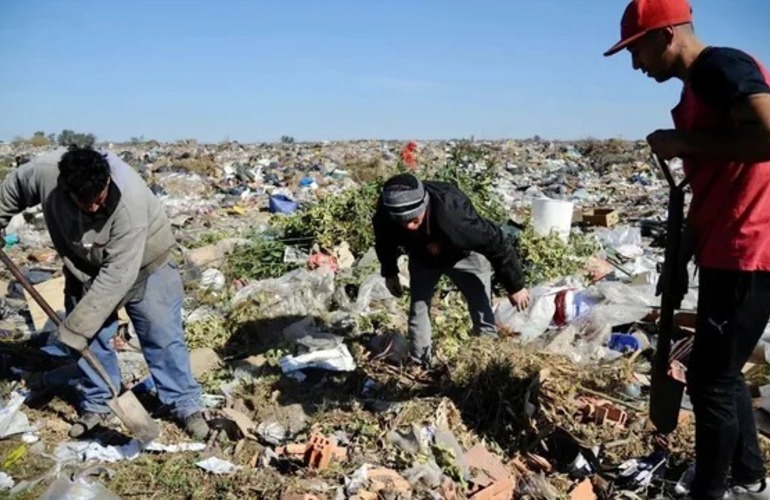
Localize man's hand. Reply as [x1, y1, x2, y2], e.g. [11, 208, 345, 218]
[384, 275, 403, 298]
[56, 325, 88, 352]
[508, 288, 530, 311]
[655, 267, 689, 301]
[655, 224, 695, 302]
[647, 129, 686, 160]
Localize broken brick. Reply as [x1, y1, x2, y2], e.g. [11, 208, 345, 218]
[350, 492, 377, 500]
[464, 444, 511, 481]
[569, 479, 597, 500]
[304, 434, 334, 470]
[524, 452, 552, 473]
[472, 472, 494, 489]
[367, 468, 410, 493]
[277, 438, 347, 466]
[469, 476, 516, 500]
[281, 494, 319, 500]
[509, 457, 530, 476]
[441, 478, 458, 500]
[595, 405, 627, 427]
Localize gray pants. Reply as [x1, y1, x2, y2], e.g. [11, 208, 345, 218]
[408, 252, 497, 362]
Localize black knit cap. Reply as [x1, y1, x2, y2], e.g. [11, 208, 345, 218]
[382, 173, 429, 222]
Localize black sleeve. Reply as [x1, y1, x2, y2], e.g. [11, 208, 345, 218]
[372, 198, 400, 278]
[690, 47, 770, 109]
[434, 187, 525, 294]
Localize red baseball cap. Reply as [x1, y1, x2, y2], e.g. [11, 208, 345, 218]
[604, 0, 693, 57]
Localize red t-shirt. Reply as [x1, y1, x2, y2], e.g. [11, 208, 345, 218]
[672, 47, 770, 271]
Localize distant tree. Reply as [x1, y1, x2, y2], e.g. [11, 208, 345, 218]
[56, 129, 96, 148]
[47, 133, 56, 144]
[129, 135, 145, 145]
[280, 135, 295, 144]
[29, 131, 50, 147]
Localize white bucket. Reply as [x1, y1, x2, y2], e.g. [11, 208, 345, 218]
[531, 198, 574, 243]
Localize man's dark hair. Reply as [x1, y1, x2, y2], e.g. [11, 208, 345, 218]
[58, 144, 111, 201]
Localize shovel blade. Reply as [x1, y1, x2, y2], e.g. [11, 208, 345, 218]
[649, 371, 686, 434]
[107, 391, 160, 444]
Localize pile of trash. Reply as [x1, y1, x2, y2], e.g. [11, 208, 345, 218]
[1, 138, 770, 499]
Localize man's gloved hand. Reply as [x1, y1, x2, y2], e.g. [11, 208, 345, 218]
[508, 287, 531, 312]
[655, 266, 689, 299]
[56, 324, 89, 352]
[655, 225, 695, 302]
[384, 275, 403, 298]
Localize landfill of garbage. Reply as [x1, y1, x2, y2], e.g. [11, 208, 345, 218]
[2, 138, 770, 499]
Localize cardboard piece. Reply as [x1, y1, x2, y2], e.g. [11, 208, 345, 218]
[582, 208, 619, 227]
[23, 276, 129, 333]
[24, 276, 66, 332]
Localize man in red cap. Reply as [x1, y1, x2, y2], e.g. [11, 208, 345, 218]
[605, 0, 770, 498]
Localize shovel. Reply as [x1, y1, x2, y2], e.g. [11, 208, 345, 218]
[0, 247, 160, 444]
[648, 154, 689, 434]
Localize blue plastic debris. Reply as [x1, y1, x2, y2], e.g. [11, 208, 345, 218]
[299, 177, 316, 188]
[608, 333, 640, 353]
[3, 234, 19, 247]
[268, 194, 299, 214]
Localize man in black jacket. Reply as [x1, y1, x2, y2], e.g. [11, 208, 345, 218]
[373, 173, 530, 367]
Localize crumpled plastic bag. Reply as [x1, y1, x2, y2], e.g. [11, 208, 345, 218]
[39, 466, 120, 500]
[279, 344, 356, 376]
[0, 472, 14, 491]
[594, 227, 642, 249]
[0, 391, 32, 438]
[344, 464, 371, 495]
[231, 266, 335, 317]
[196, 457, 242, 475]
[402, 459, 443, 489]
[353, 274, 396, 314]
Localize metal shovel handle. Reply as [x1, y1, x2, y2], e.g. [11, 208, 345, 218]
[652, 154, 677, 188]
[0, 247, 119, 398]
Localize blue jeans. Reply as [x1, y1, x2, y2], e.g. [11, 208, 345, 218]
[42, 262, 202, 419]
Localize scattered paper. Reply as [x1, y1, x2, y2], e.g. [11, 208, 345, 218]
[54, 440, 206, 463]
[148, 442, 207, 454]
[196, 457, 242, 475]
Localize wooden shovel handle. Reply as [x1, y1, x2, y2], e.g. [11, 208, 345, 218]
[0, 247, 62, 326]
[0, 247, 119, 398]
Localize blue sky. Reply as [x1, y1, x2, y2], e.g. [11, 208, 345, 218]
[1, 0, 768, 143]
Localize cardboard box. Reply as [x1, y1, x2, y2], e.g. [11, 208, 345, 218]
[582, 208, 619, 227]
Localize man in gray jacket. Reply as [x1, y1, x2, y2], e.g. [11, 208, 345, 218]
[0, 145, 208, 439]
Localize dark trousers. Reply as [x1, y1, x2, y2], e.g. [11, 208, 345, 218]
[688, 267, 770, 499]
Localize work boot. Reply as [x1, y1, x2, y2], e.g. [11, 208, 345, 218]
[68, 412, 113, 438]
[407, 353, 435, 372]
[726, 479, 770, 500]
[180, 412, 210, 440]
[474, 327, 499, 340]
